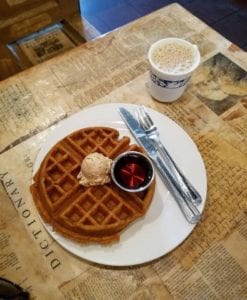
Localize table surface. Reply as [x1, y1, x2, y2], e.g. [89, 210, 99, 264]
[0, 3, 246, 299]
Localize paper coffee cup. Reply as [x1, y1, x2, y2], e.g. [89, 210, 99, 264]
[148, 38, 200, 102]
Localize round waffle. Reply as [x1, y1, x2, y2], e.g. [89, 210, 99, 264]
[31, 127, 155, 244]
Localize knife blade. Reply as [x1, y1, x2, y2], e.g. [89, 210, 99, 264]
[118, 107, 201, 224]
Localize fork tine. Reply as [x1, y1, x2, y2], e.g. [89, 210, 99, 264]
[141, 105, 154, 127]
[136, 106, 147, 130]
[139, 106, 153, 129]
[136, 106, 148, 130]
[136, 106, 142, 125]
[141, 107, 151, 129]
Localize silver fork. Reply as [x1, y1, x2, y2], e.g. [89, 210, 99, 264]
[137, 105, 202, 206]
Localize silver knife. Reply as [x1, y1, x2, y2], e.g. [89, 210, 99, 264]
[118, 107, 201, 224]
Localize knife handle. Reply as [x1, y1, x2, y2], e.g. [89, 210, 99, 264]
[154, 156, 201, 224]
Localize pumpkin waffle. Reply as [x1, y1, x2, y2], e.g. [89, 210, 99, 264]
[31, 127, 155, 244]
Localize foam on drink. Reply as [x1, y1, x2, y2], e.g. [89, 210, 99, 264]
[151, 41, 196, 74]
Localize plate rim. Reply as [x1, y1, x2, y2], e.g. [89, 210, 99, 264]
[32, 103, 207, 266]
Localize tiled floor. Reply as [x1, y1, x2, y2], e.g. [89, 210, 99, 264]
[80, 0, 247, 50]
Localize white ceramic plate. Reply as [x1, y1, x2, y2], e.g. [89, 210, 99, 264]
[33, 103, 207, 266]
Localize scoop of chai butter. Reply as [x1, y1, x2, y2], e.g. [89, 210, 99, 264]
[77, 152, 113, 187]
